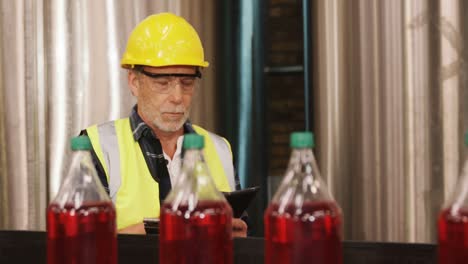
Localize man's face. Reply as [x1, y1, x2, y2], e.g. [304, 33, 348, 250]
[129, 65, 198, 132]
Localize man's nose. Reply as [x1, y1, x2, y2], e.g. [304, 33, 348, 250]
[167, 83, 183, 103]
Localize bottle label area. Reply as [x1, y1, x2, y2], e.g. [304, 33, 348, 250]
[46, 202, 117, 264]
[438, 207, 468, 264]
[265, 201, 343, 264]
[159, 201, 233, 264]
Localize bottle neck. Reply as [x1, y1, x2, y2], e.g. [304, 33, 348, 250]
[176, 148, 216, 192]
[52, 149, 110, 207]
[289, 148, 316, 179]
[182, 149, 204, 173]
[164, 148, 225, 207]
[61, 150, 92, 182]
[271, 147, 333, 205]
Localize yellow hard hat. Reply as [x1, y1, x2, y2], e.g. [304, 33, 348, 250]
[120, 13, 209, 69]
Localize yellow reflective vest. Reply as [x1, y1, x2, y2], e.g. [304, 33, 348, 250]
[86, 118, 234, 230]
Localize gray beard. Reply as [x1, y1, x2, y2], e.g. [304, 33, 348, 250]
[151, 111, 190, 132]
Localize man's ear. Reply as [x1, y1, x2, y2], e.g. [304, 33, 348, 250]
[128, 70, 140, 96]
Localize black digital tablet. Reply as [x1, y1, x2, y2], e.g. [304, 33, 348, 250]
[223, 186, 260, 218]
[144, 186, 260, 234]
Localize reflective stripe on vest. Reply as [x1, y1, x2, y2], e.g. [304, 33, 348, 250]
[192, 125, 236, 191]
[86, 118, 233, 230]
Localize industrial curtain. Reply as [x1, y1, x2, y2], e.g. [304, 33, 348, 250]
[0, 0, 216, 231]
[313, 0, 468, 243]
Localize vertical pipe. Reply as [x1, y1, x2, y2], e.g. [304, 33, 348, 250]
[48, 0, 69, 198]
[252, 0, 267, 235]
[238, 0, 253, 188]
[105, 0, 121, 120]
[303, 0, 310, 131]
[217, 0, 237, 143]
[34, 0, 47, 230]
[24, 0, 47, 230]
[0, 0, 9, 229]
[5, 0, 29, 230]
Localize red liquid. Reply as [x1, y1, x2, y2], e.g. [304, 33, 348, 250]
[47, 202, 117, 264]
[159, 201, 233, 264]
[264, 201, 343, 264]
[438, 207, 468, 264]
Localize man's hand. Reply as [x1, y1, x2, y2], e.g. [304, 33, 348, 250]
[118, 222, 146, 234]
[232, 218, 248, 238]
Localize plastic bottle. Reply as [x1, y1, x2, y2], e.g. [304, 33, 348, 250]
[438, 132, 468, 264]
[159, 134, 233, 264]
[264, 131, 343, 264]
[47, 136, 117, 264]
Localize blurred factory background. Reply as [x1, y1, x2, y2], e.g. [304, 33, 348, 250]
[0, 0, 467, 243]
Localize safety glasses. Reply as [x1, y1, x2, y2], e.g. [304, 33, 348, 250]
[135, 67, 202, 94]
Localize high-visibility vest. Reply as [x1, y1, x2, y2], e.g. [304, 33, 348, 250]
[86, 118, 234, 230]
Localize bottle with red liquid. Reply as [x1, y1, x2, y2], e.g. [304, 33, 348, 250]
[265, 131, 343, 264]
[159, 134, 233, 264]
[438, 132, 468, 264]
[47, 136, 117, 264]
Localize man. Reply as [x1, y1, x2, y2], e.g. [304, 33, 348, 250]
[83, 13, 247, 236]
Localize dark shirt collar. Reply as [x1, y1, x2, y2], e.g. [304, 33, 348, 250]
[129, 105, 195, 141]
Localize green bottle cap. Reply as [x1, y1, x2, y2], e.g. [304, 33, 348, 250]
[465, 132, 468, 146]
[290, 131, 314, 148]
[71, 136, 92, 150]
[183, 134, 204, 149]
